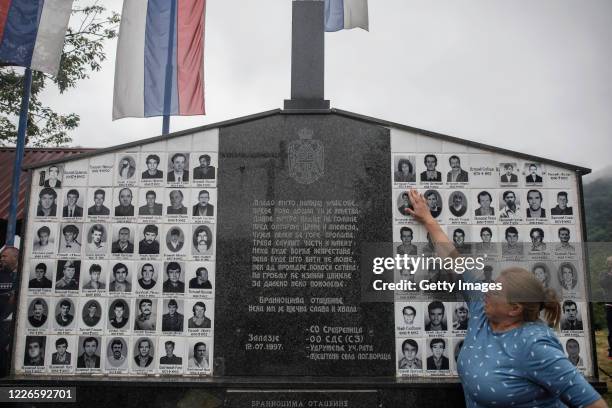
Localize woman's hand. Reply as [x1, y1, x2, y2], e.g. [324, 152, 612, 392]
[405, 189, 435, 226]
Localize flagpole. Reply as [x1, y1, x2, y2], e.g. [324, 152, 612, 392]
[162, 115, 170, 135]
[5, 68, 33, 246]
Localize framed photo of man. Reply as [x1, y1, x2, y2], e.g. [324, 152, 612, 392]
[397, 338, 424, 375]
[187, 262, 215, 293]
[549, 190, 575, 221]
[76, 335, 102, 372]
[107, 298, 131, 332]
[84, 223, 109, 257]
[33, 187, 59, 219]
[186, 338, 211, 374]
[165, 188, 190, 221]
[105, 337, 129, 373]
[53, 297, 76, 331]
[191, 152, 217, 184]
[115, 153, 138, 185]
[163, 225, 188, 257]
[55, 260, 81, 292]
[57, 223, 83, 257]
[79, 298, 105, 333]
[191, 224, 215, 259]
[138, 188, 164, 218]
[161, 298, 185, 333]
[47, 335, 75, 373]
[113, 187, 137, 219]
[499, 162, 519, 185]
[86, 188, 112, 218]
[167, 152, 190, 184]
[108, 261, 133, 294]
[23, 336, 46, 371]
[31, 223, 57, 257]
[140, 152, 166, 184]
[424, 338, 451, 375]
[445, 155, 469, 184]
[395, 303, 424, 335]
[523, 162, 544, 186]
[61, 188, 86, 219]
[26, 297, 49, 331]
[132, 337, 156, 373]
[135, 262, 161, 294]
[38, 164, 64, 189]
[158, 336, 184, 374]
[81, 261, 107, 292]
[28, 261, 54, 291]
[111, 224, 136, 257]
[133, 298, 158, 333]
[191, 188, 216, 219]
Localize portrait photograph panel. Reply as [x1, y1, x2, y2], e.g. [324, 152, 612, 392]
[86, 187, 112, 218]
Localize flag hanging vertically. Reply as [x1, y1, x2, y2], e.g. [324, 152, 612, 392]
[324, 0, 369, 32]
[113, 0, 206, 120]
[0, 0, 74, 75]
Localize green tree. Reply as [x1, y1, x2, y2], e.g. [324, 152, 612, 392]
[0, 1, 120, 147]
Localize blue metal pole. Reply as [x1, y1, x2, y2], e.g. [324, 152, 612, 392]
[5, 68, 33, 246]
[162, 114, 170, 135]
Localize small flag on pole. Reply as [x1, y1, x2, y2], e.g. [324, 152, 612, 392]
[324, 0, 369, 32]
[0, 0, 74, 75]
[113, 0, 206, 120]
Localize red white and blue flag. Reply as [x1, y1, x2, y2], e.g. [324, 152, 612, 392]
[113, 0, 206, 120]
[0, 0, 73, 75]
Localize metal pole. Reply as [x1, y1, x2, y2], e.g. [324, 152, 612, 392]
[162, 114, 170, 135]
[5, 68, 33, 246]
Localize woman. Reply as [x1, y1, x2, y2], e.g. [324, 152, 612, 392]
[405, 189, 606, 408]
[394, 158, 415, 182]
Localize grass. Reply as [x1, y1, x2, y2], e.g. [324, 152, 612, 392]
[595, 330, 612, 405]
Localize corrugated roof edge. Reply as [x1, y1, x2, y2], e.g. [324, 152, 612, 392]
[331, 108, 591, 174]
[23, 107, 591, 175]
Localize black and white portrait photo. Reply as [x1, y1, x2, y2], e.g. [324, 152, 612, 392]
[167, 152, 189, 183]
[133, 337, 155, 370]
[193, 153, 216, 180]
[134, 298, 157, 331]
[23, 336, 46, 367]
[58, 224, 82, 255]
[474, 191, 495, 217]
[556, 227, 576, 252]
[40, 165, 63, 188]
[446, 155, 468, 183]
[117, 154, 137, 181]
[189, 266, 213, 289]
[396, 226, 418, 256]
[499, 190, 521, 219]
[192, 189, 215, 217]
[502, 227, 523, 256]
[393, 156, 416, 183]
[424, 190, 442, 219]
[526, 189, 546, 218]
[114, 187, 135, 217]
[139, 224, 160, 255]
[528, 227, 547, 252]
[137, 262, 159, 291]
[450, 228, 471, 255]
[28, 262, 53, 289]
[111, 225, 135, 254]
[138, 189, 163, 216]
[531, 262, 552, 289]
[62, 188, 84, 218]
[565, 338, 585, 367]
[32, 224, 55, 254]
[81, 299, 102, 328]
[106, 337, 128, 369]
[55, 260, 80, 291]
[82, 263, 106, 290]
[159, 339, 183, 366]
[424, 301, 447, 332]
[473, 226, 498, 256]
[452, 303, 469, 331]
[54, 298, 75, 328]
[426, 338, 450, 371]
[167, 189, 188, 215]
[36, 187, 58, 217]
[187, 301, 211, 329]
[142, 153, 164, 180]
[420, 154, 442, 182]
[398, 338, 422, 370]
[109, 262, 132, 293]
[551, 191, 573, 216]
[76, 336, 101, 369]
[448, 191, 468, 218]
[524, 163, 543, 184]
[163, 262, 185, 293]
[192, 224, 214, 256]
[165, 226, 186, 254]
[27, 298, 48, 328]
[85, 224, 107, 255]
[162, 299, 184, 332]
[108, 299, 130, 330]
[396, 191, 413, 217]
[51, 337, 72, 366]
[87, 188, 111, 216]
[499, 162, 518, 184]
[558, 262, 578, 291]
[560, 300, 583, 331]
[187, 340, 210, 370]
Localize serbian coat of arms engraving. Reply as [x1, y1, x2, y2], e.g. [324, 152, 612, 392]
[288, 128, 324, 184]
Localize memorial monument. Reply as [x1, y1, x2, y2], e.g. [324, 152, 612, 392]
[5, 1, 601, 407]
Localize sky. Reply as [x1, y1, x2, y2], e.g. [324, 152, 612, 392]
[40, 0, 612, 177]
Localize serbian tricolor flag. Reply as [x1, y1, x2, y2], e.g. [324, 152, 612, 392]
[113, 0, 206, 120]
[324, 0, 369, 32]
[0, 0, 73, 75]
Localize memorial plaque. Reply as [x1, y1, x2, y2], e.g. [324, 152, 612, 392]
[215, 115, 395, 376]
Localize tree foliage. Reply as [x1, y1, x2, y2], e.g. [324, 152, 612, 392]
[0, 1, 120, 147]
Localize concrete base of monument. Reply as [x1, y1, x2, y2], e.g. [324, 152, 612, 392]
[1, 377, 607, 407]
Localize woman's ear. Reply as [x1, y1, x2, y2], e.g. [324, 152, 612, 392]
[508, 303, 523, 318]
